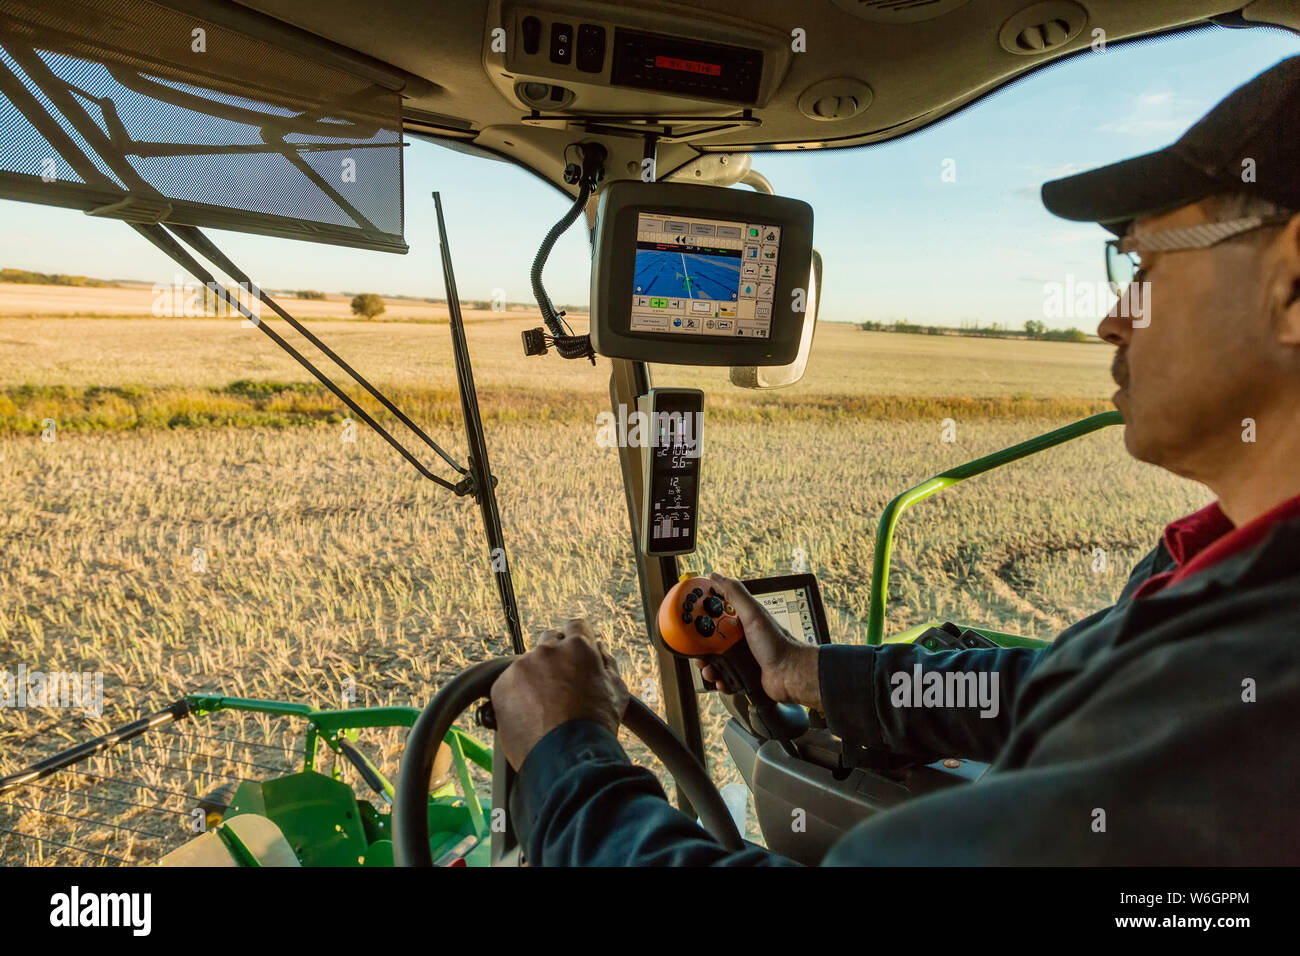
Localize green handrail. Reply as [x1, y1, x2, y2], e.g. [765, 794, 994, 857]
[183, 694, 492, 796]
[867, 410, 1123, 645]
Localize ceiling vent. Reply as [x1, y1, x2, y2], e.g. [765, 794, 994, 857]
[798, 78, 874, 121]
[999, 1, 1088, 55]
[831, 0, 973, 25]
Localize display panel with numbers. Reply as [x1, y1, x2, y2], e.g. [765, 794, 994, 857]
[640, 388, 704, 556]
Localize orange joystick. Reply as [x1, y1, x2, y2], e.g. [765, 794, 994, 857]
[658, 576, 745, 657]
[658, 574, 808, 753]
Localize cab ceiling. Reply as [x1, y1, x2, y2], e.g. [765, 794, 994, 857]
[226, 0, 1294, 188]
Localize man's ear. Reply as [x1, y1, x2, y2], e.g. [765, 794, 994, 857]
[1273, 214, 1300, 346]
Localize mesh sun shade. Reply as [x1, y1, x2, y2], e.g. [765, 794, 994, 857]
[0, 0, 406, 252]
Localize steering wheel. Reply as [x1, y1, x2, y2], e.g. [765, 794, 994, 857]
[393, 657, 744, 865]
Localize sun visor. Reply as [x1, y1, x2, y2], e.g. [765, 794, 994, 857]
[0, 0, 407, 252]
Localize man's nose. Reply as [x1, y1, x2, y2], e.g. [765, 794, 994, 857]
[1097, 306, 1131, 346]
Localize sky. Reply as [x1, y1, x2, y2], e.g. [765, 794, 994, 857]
[0, 24, 1296, 329]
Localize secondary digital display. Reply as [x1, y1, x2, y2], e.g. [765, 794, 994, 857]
[642, 390, 703, 556]
[741, 574, 830, 646]
[630, 213, 781, 340]
[755, 586, 821, 645]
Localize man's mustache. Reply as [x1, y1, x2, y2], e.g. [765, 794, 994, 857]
[1112, 349, 1130, 389]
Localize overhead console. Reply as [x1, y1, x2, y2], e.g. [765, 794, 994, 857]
[486, 2, 792, 115]
[591, 182, 814, 366]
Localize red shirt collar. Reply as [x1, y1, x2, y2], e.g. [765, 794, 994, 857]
[1164, 492, 1300, 587]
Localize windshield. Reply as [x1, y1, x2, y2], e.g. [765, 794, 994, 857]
[0, 21, 1296, 858]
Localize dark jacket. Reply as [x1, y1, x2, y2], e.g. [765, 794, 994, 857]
[512, 518, 1300, 864]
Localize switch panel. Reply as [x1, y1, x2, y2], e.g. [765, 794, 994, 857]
[549, 21, 573, 65]
[576, 23, 606, 73]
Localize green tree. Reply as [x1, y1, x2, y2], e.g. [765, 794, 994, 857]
[1042, 326, 1089, 342]
[350, 293, 386, 319]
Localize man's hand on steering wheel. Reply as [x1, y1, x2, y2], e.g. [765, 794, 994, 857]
[491, 619, 630, 770]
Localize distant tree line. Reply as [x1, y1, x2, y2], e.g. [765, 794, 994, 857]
[1022, 320, 1089, 342]
[858, 318, 1090, 343]
[1, 267, 116, 287]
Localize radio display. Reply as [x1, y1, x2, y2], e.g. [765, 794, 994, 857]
[611, 29, 762, 104]
[654, 55, 722, 76]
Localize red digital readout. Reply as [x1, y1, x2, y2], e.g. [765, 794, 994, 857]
[653, 55, 723, 77]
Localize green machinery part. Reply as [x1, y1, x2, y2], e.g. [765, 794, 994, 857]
[183, 695, 492, 866]
[867, 411, 1124, 646]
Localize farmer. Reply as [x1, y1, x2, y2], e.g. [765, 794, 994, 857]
[490, 56, 1300, 864]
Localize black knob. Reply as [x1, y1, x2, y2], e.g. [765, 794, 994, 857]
[694, 615, 716, 637]
[702, 596, 725, 617]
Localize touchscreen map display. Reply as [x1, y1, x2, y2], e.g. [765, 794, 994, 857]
[630, 213, 781, 340]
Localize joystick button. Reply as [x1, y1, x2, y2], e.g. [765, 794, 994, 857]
[691, 588, 704, 598]
[703, 596, 725, 617]
[681, 612, 693, 623]
[694, 615, 716, 637]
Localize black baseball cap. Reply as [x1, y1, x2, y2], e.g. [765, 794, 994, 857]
[1042, 55, 1300, 237]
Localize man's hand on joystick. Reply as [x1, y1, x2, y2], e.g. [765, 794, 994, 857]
[696, 572, 824, 711]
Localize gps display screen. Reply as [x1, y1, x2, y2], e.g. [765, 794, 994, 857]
[630, 213, 781, 340]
